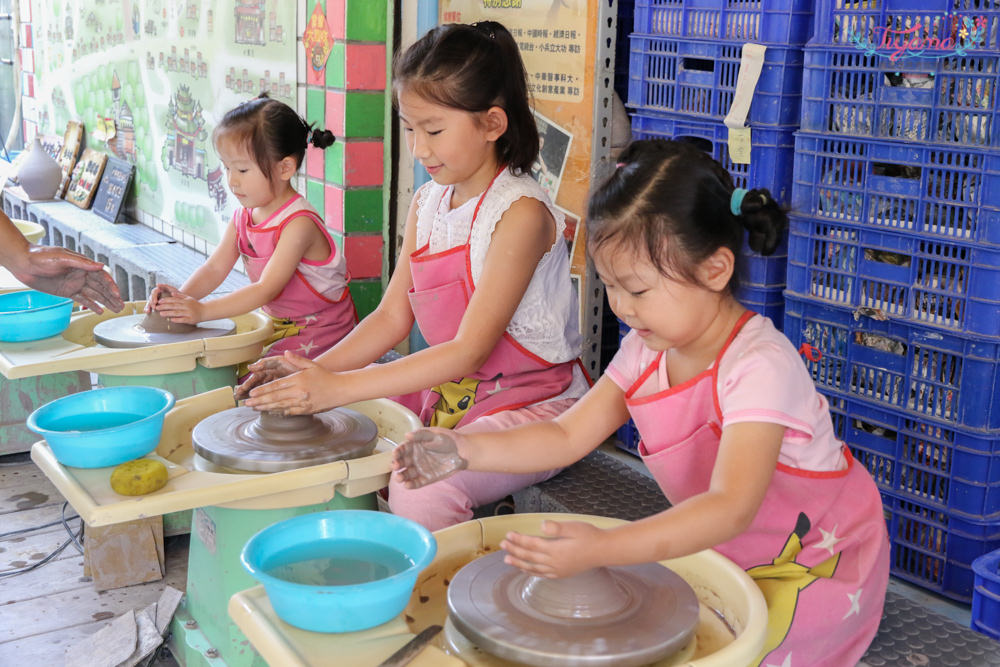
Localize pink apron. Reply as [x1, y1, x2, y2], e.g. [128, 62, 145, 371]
[398, 168, 579, 428]
[626, 311, 889, 667]
[237, 195, 357, 361]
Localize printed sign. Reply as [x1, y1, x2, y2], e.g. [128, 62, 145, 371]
[93, 156, 135, 223]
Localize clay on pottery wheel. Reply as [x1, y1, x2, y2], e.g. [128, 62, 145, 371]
[139, 309, 196, 334]
[446, 550, 699, 667]
[191, 406, 379, 473]
[92, 314, 237, 348]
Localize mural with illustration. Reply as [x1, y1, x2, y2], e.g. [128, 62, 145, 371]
[28, 0, 296, 243]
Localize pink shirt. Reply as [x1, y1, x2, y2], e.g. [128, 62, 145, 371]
[606, 314, 846, 472]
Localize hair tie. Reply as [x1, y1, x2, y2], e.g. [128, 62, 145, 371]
[730, 188, 748, 216]
[615, 162, 626, 168]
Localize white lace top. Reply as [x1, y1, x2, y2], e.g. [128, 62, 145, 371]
[414, 169, 588, 399]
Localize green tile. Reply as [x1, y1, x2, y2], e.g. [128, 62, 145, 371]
[306, 179, 325, 213]
[346, 0, 387, 41]
[326, 42, 345, 89]
[343, 188, 383, 234]
[306, 87, 325, 128]
[349, 279, 385, 319]
[344, 92, 385, 138]
[325, 141, 344, 186]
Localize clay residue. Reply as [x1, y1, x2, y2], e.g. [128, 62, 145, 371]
[140, 309, 196, 334]
[6, 492, 49, 510]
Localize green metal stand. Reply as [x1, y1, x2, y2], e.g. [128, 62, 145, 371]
[169, 494, 378, 666]
[0, 371, 92, 455]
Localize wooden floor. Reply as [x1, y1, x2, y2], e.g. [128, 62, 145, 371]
[0, 452, 188, 665]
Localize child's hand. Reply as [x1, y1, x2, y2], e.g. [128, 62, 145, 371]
[145, 283, 177, 313]
[391, 428, 469, 488]
[234, 356, 297, 400]
[243, 351, 338, 415]
[152, 288, 205, 324]
[500, 520, 604, 579]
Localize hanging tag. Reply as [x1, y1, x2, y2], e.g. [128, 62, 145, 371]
[723, 43, 766, 166]
[728, 127, 752, 164]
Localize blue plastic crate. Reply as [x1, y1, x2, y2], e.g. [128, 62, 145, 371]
[813, 0, 1000, 53]
[738, 284, 785, 331]
[627, 35, 805, 126]
[616, 419, 642, 457]
[783, 294, 1000, 430]
[972, 548, 1000, 640]
[799, 46, 1000, 148]
[882, 489, 1000, 602]
[791, 133, 1000, 246]
[832, 394, 1000, 520]
[634, 0, 814, 45]
[632, 112, 796, 203]
[786, 213, 1000, 337]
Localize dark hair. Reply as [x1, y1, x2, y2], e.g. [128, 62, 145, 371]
[587, 139, 787, 293]
[213, 92, 335, 184]
[391, 21, 539, 174]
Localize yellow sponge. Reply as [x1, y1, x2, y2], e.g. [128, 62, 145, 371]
[110, 459, 169, 496]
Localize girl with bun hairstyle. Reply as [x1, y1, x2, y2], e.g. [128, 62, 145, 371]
[148, 93, 356, 363]
[392, 139, 890, 666]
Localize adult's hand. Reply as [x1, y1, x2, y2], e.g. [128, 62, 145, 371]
[391, 428, 470, 488]
[12, 245, 124, 313]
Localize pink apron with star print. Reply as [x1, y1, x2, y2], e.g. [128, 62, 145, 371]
[394, 168, 580, 429]
[626, 311, 889, 667]
[236, 194, 356, 361]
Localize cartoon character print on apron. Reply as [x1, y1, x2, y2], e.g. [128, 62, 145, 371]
[404, 168, 577, 429]
[237, 194, 357, 362]
[625, 311, 889, 667]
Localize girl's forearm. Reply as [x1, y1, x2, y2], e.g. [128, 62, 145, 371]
[600, 492, 755, 567]
[197, 282, 275, 321]
[458, 420, 589, 474]
[314, 306, 413, 371]
[180, 264, 230, 301]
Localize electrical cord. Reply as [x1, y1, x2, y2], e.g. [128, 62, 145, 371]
[0, 502, 84, 578]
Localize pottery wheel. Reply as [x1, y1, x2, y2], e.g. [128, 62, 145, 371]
[447, 551, 699, 667]
[93, 314, 237, 348]
[191, 406, 378, 473]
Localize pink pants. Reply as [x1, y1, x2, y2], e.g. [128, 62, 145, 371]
[386, 398, 577, 531]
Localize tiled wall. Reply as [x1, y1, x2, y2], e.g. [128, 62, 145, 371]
[303, 0, 388, 318]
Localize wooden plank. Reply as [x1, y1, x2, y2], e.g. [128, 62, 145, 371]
[0, 554, 91, 605]
[0, 529, 81, 573]
[0, 503, 78, 534]
[0, 462, 64, 514]
[0, 539, 187, 643]
[0, 619, 107, 667]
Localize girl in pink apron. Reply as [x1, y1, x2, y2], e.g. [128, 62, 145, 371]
[242, 22, 589, 530]
[148, 93, 356, 366]
[392, 139, 890, 666]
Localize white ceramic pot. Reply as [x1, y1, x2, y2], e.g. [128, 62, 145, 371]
[17, 137, 62, 200]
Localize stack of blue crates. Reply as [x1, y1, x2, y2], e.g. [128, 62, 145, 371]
[616, 0, 813, 456]
[783, 0, 1000, 604]
[625, 0, 814, 329]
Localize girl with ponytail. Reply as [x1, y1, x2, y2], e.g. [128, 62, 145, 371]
[392, 139, 889, 667]
[148, 92, 357, 367]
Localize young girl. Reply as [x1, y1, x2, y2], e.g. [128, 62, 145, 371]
[147, 93, 356, 363]
[240, 22, 590, 530]
[392, 140, 890, 666]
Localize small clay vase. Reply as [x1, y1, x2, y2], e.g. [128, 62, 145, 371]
[17, 137, 63, 200]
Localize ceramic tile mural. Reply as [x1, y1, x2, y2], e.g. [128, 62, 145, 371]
[28, 0, 296, 243]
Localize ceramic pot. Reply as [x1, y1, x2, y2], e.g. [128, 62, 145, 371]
[17, 137, 62, 200]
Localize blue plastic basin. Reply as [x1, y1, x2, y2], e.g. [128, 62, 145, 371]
[241, 510, 437, 633]
[27, 386, 175, 468]
[0, 290, 73, 342]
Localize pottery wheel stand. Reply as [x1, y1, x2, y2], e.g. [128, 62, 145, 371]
[169, 405, 381, 667]
[28, 387, 423, 667]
